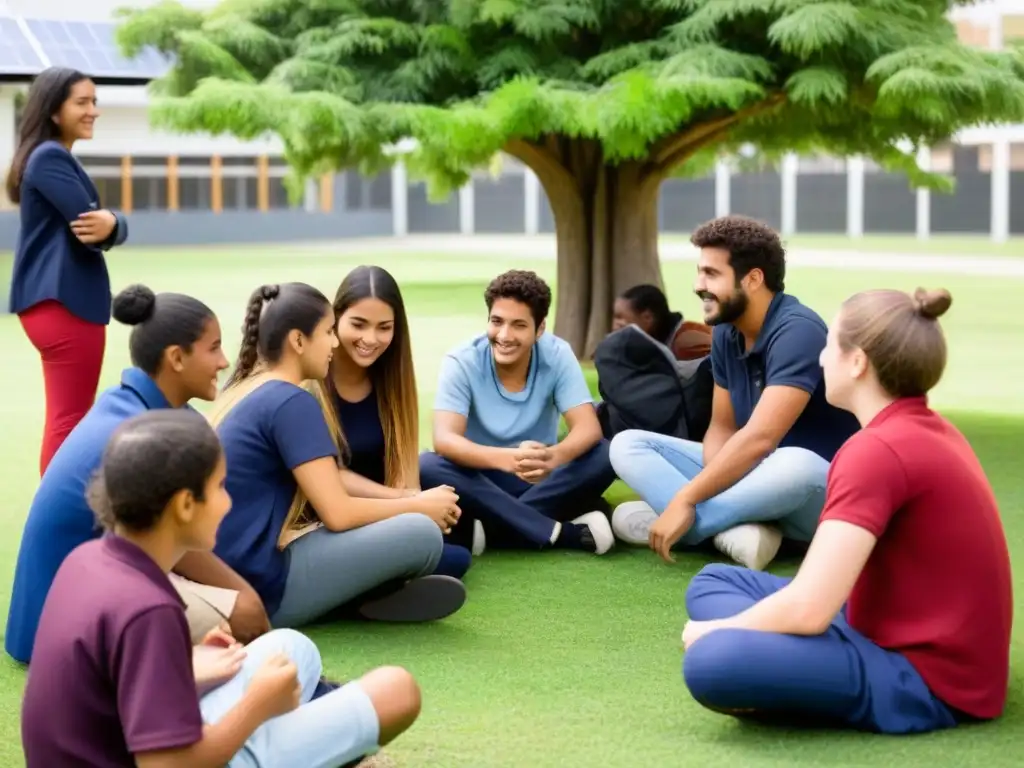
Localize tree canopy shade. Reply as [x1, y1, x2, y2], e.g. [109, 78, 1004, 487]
[117, 0, 1024, 355]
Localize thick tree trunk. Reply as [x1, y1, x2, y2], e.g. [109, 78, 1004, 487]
[549, 161, 664, 358]
[506, 137, 667, 358]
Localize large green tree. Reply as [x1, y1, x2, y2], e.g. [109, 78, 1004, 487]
[117, 0, 1024, 355]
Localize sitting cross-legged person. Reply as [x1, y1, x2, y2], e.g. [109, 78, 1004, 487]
[420, 270, 616, 556]
[5, 284, 270, 665]
[313, 264, 472, 580]
[609, 216, 860, 570]
[680, 287, 1012, 735]
[22, 409, 419, 768]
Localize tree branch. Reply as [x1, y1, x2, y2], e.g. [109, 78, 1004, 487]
[505, 137, 577, 192]
[648, 93, 787, 175]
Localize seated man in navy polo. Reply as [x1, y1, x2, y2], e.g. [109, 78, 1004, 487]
[608, 216, 860, 571]
[419, 270, 616, 556]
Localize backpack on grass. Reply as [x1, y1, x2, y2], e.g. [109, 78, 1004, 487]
[594, 324, 713, 442]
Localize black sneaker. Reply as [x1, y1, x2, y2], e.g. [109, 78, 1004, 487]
[357, 575, 467, 622]
[555, 512, 615, 554]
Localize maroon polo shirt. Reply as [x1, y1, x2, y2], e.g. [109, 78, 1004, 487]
[21, 536, 204, 766]
[819, 396, 1013, 720]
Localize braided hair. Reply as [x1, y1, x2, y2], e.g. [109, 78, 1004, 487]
[223, 282, 330, 390]
[223, 284, 279, 390]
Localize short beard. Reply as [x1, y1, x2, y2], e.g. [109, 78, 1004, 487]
[702, 288, 749, 327]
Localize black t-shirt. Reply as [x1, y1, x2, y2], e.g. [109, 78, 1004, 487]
[336, 390, 387, 484]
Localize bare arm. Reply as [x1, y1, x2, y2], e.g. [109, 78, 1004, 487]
[339, 469, 411, 499]
[700, 385, 737, 466]
[709, 521, 876, 635]
[135, 696, 268, 768]
[292, 458, 426, 532]
[676, 385, 812, 507]
[551, 403, 603, 466]
[433, 410, 516, 472]
[172, 551, 253, 593]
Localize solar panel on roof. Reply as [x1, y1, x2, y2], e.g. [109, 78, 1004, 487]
[25, 19, 170, 79]
[0, 17, 46, 75]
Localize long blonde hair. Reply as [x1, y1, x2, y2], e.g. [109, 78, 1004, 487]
[328, 266, 419, 489]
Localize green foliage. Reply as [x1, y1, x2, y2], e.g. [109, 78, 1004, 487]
[116, 0, 1024, 198]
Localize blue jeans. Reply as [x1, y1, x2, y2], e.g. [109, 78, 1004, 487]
[419, 440, 617, 548]
[608, 430, 828, 544]
[200, 629, 380, 767]
[682, 564, 958, 734]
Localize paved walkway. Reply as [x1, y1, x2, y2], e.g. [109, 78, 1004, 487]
[318, 234, 1024, 277]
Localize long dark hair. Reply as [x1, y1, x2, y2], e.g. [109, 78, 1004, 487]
[5, 67, 91, 204]
[223, 282, 332, 390]
[112, 284, 217, 376]
[322, 265, 419, 488]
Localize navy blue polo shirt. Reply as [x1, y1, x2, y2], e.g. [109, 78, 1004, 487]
[8, 141, 127, 325]
[5, 369, 173, 664]
[710, 292, 860, 462]
[214, 381, 339, 617]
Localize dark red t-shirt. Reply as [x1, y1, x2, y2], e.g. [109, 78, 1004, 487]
[819, 397, 1012, 719]
[21, 536, 204, 766]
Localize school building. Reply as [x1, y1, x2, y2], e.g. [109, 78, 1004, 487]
[1, 0, 1024, 249]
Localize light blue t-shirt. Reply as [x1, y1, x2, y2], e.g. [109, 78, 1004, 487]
[434, 333, 593, 447]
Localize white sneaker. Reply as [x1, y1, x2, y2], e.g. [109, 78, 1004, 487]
[472, 519, 486, 556]
[713, 524, 782, 570]
[571, 511, 615, 555]
[611, 501, 658, 545]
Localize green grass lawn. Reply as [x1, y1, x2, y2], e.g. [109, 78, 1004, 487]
[0, 246, 1022, 766]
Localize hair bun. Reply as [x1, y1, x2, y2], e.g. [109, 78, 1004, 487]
[261, 284, 280, 302]
[112, 284, 157, 326]
[912, 288, 952, 320]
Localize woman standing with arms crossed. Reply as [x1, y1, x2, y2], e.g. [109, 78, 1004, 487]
[6, 67, 129, 475]
[316, 265, 472, 579]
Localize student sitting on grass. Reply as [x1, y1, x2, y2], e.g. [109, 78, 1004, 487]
[420, 270, 616, 556]
[680, 288, 1013, 734]
[596, 283, 714, 443]
[22, 409, 421, 767]
[609, 216, 860, 570]
[611, 283, 712, 361]
[209, 282, 467, 628]
[5, 284, 271, 665]
[314, 265, 472, 579]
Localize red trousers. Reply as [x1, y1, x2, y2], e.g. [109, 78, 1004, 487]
[19, 301, 106, 476]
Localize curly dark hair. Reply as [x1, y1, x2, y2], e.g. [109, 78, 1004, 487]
[484, 270, 552, 327]
[690, 215, 786, 293]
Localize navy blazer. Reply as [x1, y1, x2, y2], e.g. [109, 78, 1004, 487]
[7, 141, 128, 325]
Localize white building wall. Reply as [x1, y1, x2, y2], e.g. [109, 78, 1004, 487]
[84, 103, 282, 157]
[1, 0, 272, 159]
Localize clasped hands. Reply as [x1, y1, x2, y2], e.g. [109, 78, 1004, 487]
[510, 440, 559, 484]
[69, 209, 116, 245]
